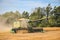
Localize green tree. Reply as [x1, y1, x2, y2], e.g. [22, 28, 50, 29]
[48, 6, 60, 27]
[30, 7, 45, 20]
[15, 11, 21, 19]
[22, 11, 29, 19]
[53, 6, 60, 26]
[46, 4, 52, 21]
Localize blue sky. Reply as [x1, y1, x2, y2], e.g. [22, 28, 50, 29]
[0, 0, 60, 14]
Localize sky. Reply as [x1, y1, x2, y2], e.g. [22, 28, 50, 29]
[0, 0, 60, 14]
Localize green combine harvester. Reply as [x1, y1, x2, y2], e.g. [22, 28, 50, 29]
[11, 18, 44, 33]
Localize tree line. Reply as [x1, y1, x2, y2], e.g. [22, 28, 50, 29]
[0, 4, 60, 27]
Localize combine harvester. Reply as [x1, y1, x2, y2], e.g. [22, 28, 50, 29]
[11, 18, 44, 33]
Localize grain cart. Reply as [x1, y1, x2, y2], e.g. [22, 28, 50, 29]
[11, 18, 43, 33]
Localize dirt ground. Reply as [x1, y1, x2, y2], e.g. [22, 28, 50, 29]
[0, 27, 60, 40]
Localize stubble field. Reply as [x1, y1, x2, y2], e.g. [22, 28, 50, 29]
[0, 27, 60, 40]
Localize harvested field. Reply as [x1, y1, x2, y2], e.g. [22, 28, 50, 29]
[0, 27, 60, 40]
